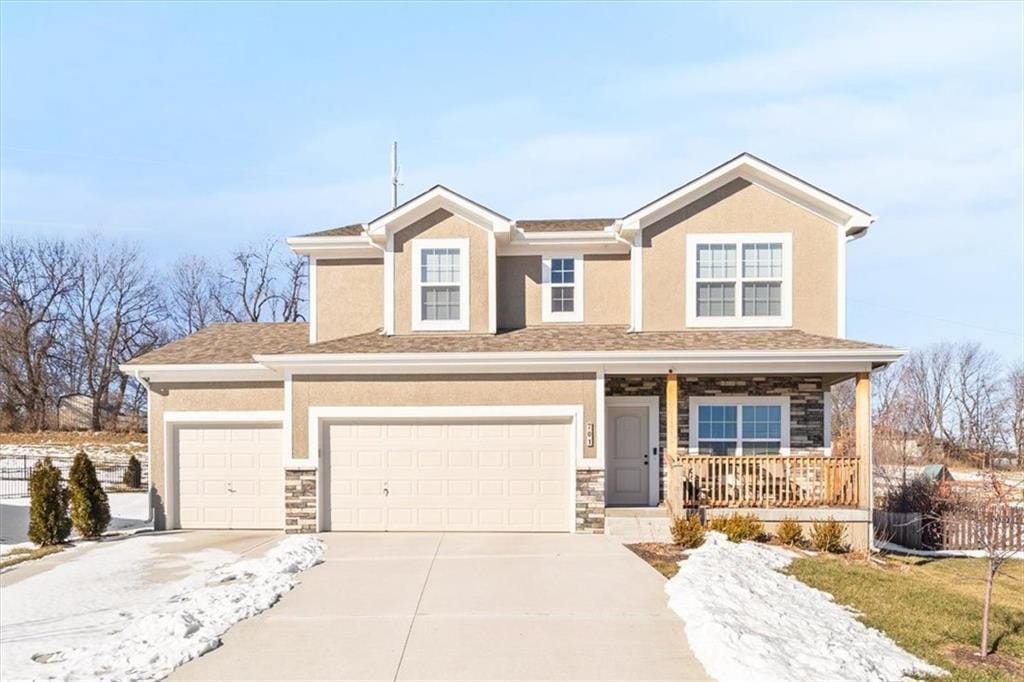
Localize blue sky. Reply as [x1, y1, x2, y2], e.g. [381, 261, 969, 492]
[1, 2, 1022, 360]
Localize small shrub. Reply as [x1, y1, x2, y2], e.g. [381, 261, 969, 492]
[28, 458, 71, 546]
[775, 518, 805, 546]
[881, 477, 952, 549]
[69, 449, 111, 538]
[122, 455, 142, 488]
[670, 514, 705, 548]
[706, 513, 767, 542]
[810, 517, 848, 553]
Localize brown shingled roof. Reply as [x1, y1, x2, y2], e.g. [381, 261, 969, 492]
[126, 323, 890, 365]
[127, 323, 309, 365]
[305, 326, 889, 354]
[516, 219, 616, 232]
[299, 223, 364, 238]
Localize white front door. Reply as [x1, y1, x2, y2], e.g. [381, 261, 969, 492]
[606, 401, 656, 506]
[324, 418, 572, 532]
[176, 425, 285, 529]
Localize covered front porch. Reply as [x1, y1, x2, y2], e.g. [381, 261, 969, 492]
[600, 371, 873, 514]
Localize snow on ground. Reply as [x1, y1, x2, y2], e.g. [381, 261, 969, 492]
[0, 442, 146, 465]
[666, 532, 946, 682]
[1, 534, 323, 681]
[1, 492, 150, 554]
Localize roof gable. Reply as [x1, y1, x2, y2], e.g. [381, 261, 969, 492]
[366, 185, 512, 241]
[621, 153, 875, 237]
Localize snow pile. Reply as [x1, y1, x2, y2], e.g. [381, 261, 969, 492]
[666, 532, 946, 682]
[29, 535, 323, 681]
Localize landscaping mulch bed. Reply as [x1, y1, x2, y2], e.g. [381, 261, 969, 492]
[625, 542, 688, 578]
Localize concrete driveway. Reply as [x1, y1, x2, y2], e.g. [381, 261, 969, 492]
[172, 532, 709, 681]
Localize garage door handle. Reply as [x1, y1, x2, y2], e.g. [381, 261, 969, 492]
[227, 483, 236, 493]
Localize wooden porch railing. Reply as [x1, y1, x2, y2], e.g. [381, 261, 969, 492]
[671, 455, 860, 508]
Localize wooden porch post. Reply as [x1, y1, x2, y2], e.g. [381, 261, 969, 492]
[854, 372, 872, 509]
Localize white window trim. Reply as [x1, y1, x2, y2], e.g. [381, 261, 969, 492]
[542, 254, 584, 323]
[685, 233, 792, 328]
[411, 238, 470, 331]
[687, 396, 791, 455]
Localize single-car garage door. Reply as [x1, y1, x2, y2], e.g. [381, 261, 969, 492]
[325, 419, 572, 532]
[176, 425, 285, 529]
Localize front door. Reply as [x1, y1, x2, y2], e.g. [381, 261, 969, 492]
[606, 402, 654, 506]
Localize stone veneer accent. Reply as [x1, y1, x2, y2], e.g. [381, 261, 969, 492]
[605, 375, 827, 504]
[285, 469, 317, 533]
[575, 469, 605, 532]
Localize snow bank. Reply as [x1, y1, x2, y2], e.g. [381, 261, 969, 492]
[666, 532, 946, 682]
[22, 535, 323, 681]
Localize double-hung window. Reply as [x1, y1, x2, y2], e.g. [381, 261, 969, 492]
[412, 238, 470, 331]
[689, 397, 790, 455]
[686, 233, 791, 327]
[542, 255, 584, 322]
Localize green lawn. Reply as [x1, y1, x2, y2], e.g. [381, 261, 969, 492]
[788, 554, 1024, 681]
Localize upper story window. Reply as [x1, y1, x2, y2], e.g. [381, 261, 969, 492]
[688, 396, 790, 455]
[542, 255, 584, 323]
[412, 238, 470, 331]
[686, 233, 792, 328]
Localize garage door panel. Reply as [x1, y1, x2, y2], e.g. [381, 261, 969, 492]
[326, 417, 571, 532]
[177, 425, 284, 530]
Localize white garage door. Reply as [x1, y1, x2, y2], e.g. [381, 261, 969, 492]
[325, 419, 572, 532]
[176, 426, 285, 529]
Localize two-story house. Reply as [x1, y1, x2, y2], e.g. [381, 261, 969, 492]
[123, 153, 902, 548]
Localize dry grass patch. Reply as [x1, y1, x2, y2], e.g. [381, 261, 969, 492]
[0, 431, 145, 446]
[0, 545, 65, 569]
[625, 543, 688, 578]
[788, 553, 1024, 681]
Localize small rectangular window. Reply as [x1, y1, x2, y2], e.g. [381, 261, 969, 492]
[413, 240, 468, 330]
[543, 255, 583, 322]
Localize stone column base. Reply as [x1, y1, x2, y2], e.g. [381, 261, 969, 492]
[575, 469, 605, 533]
[285, 469, 317, 533]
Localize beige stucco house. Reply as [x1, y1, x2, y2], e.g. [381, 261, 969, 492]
[123, 153, 901, 547]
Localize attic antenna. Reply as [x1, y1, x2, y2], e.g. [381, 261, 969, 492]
[390, 141, 401, 209]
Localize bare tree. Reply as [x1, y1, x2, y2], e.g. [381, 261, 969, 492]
[215, 239, 279, 322]
[67, 238, 165, 430]
[902, 344, 955, 458]
[1010, 364, 1024, 463]
[168, 254, 224, 336]
[949, 474, 1023, 657]
[212, 238, 306, 324]
[0, 238, 79, 429]
[278, 253, 307, 323]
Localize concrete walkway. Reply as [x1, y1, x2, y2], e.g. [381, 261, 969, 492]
[172, 532, 709, 681]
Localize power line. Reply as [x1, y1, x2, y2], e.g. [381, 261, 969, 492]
[849, 297, 1023, 338]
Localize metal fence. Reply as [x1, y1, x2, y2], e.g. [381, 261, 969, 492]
[0, 453, 148, 499]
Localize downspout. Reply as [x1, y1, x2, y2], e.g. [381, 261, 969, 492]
[133, 369, 155, 525]
[611, 227, 637, 332]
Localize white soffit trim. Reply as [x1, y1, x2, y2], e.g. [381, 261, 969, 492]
[119, 363, 281, 383]
[621, 153, 876, 235]
[287, 234, 381, 259]
[253, 347, 905, 375]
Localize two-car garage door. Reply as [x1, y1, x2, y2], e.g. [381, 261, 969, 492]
[324, 419, 573, 532]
